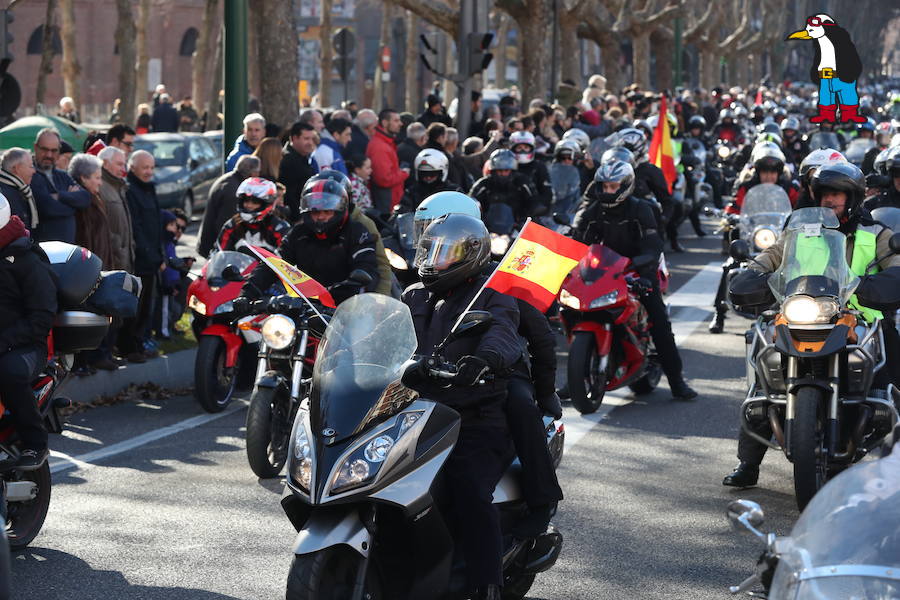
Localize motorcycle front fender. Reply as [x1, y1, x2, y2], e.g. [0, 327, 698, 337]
[292, 506, 371, 558]
[255, 370, 289, 391]
[200, 324, 243, 367]
[571, 322, 613, 356]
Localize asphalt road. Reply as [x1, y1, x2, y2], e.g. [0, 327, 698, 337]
[10, 223, 804, 600]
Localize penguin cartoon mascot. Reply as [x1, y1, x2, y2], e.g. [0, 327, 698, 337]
[786, 13, 864, 124]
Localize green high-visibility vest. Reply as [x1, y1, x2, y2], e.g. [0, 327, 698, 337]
[792, 225, 882, 322]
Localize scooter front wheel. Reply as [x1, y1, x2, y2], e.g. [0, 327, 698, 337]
[567, 332, 608, 414]
[194, 335, 237, 413]
[286, 547, 383, 600]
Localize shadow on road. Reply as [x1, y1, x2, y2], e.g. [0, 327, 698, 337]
[12, 547, 246, 600]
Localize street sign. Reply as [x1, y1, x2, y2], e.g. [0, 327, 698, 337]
[333, 28, 355, 57]
[380, 46, 391, 73]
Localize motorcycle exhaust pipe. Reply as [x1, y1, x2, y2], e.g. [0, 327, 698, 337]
[767, 406, 785, 448]
[834, 405, 872, 462]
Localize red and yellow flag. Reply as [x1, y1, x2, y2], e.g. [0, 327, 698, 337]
[485, 221, 587, 312]
[246, 246, 336, 308]
[648, 94, 677, 194]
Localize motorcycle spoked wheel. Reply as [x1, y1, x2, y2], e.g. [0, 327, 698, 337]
[567, 332, 612, 414]
[5, 462, 51, 550]
[286, 547, 383, 600]
[245, 386, 292, 479]
[628, 359, 662, 395]
[791, 386, 828, 511]
[194, 336, 237, 413]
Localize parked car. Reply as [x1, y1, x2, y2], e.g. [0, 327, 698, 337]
[203, 130, 224, 163]
[133, 133, 222, 220]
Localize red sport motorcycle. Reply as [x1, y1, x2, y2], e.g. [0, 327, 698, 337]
[558, 244, 663, 414]
[187, 251, 266, 413]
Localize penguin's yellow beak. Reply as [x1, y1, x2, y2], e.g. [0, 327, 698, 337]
[786, 29, 812, 40]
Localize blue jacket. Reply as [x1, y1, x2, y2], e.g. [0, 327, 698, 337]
[30, 166, 91, 243]
[314, 135, 348, 174]
[225, 135, 254, 171]
[126, 172, 164, 275]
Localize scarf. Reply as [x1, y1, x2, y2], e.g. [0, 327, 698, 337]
[0, 215, 28, 250]
[0, 168, 39, 229]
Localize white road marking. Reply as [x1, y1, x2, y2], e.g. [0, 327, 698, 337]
[49, 399, 249, 475]
[561, 261, 721, 453]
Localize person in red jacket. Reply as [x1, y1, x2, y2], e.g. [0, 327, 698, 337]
[366, 108, 409, 217]
[726, 142, 800, 215]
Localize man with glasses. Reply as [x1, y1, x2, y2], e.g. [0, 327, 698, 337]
[106, 124, 136, 158]
[30, 128, 90, 243]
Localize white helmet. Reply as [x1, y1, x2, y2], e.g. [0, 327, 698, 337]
[562, 128, 590, 154]
[0, 193, 8, 229]
[509, 130, 536, 164]
[414, 148, 449, 183]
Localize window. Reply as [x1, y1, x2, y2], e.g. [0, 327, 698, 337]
[179, 27, 199, 56]
[26, 25, 62, 55]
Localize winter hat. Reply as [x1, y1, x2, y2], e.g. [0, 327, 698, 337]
[59, 140, 74, 155]
[587, 74, 607, 91]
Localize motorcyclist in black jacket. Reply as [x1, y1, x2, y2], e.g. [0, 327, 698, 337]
[509, 131, 553, 216]
[470, 149, 538, 223]
[0, 197, 57, 470]
[571, 160, 698, 401]
[401, 213, 523, 600]
[240, 179, 379, 304]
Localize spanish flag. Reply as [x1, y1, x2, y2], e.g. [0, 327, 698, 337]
[648, 94, 677, 194]
[485, 221, 587, 312]
[246, 246, 336, 308]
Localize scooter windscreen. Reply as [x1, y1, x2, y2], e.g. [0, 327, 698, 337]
[310, 294, 418, 443]
[770, 450, 900, 599]
[579, 244, 630, 285]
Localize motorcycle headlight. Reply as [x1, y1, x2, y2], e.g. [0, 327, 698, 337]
[782, 295, 840, 325]
[589, 290, 619, 309]
[213, 299, 234, 315]
[261, 314, 295, 350]
[559, 288, 581, 310]
[753, 228, 777, 250]
[385, 247, 409, 271]
[490, 233, 511, 256]
[290, 413, 313, 491]
[718, 146, 731, 159]
[188, 295, 207, 316]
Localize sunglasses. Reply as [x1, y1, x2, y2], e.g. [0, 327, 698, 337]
[806, 17, 833, 27]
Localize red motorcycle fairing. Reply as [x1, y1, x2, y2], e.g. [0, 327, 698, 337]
[201, 324, 244, 368]
[570, 322, 613, 356]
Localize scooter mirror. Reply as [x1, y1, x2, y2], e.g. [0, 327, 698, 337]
[727, 499, 765, 532]
[349, 269, 374, 286]
[889, 232, 900, 255]
[442, 311, 493, 348]
[222, 264, 244, 283]
[729, 239, 752, 262]
[553, 212, 571, 226]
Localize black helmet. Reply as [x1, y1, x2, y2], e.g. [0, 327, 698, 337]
[415, 213, 491, 294]
[487, 148, 518, 172]
[308, 169, 353, 201]
[299, 178, 350, 236]
[811, 162, 865, 218]
[587, 159, 635, 209]
[687, 115, 707, 131]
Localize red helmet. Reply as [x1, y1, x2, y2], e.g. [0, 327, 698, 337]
[299, 178, 349, 236]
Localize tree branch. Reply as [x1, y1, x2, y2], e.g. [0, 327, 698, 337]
[643, 0, 682, 28]
[392, 0, 459, 38]
[683, 1, 714, 42]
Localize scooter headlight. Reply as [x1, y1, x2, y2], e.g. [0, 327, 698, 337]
[385, 247, 409, 271]
[782, 295, 840, 325]
[261, 314, 295, 350]
[290, 413, 313, 491]
[559, 289, 581, 310]
[589, 290, 619, 309]
[717, 145, 731, 159]
[753, 228, 777, 250]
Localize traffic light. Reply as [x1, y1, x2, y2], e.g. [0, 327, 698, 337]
[465, 32, 493, 76]
[0, 9, 13, 62]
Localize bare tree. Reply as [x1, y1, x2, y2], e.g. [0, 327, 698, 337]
[205, 25, 224, 131]
[611, 0, 682, 90]
[392, 0, 459, 39]
[492, 10, 510, 87]
[580, 2, 624, 92]
[248, 0, 260, 99]
[193, 0, 219, 112]
[373, 1, 394, 112]
[135, 0, 151, 106]
[59, 0, 81, 111]
[114, 0, 136, 125]
[496, 0, 554, 103]
[558, 0, 589, 88]
[255, 0, 300, 129]
[319, 0, 334, 107]
[650, 26, 673, 91]
[35, 0, 58, 110]
[404, 10, 419, 112]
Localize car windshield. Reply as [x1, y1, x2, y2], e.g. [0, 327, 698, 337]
[133, 139, 187, 168]
[205, 251, 255, 279]
[311, 294, 418, 442]
[768, 207, 858, 303]
[770, 450, 900, 599]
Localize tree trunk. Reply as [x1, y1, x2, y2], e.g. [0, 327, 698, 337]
[192, 0, 218, 113]
[404, 11, 418, 113]
[598, 36, 621, 94]
[493, 13, 509, 87]
[35, 0, 58, 111]
[114, 0, 136, 126]
[630, 29, 651, 89]
[319, 0, 333, 107]
[698, 46, 715, 90]
[373, 1, 393, 112]
[135, 0, 151, 105]
[256, 0, 300, 130]
[205, 24, 224, 131]
[651, 28, 673, 92]
[59, 0, 81, 111]
[247, 0, 260, 102]
[559, 9, 580, 87]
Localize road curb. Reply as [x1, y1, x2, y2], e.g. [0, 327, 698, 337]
[58, 348, 197, 404]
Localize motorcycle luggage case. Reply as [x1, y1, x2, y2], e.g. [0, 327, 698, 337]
[53, 311, 111, 353]
[40, 242, 103, 308]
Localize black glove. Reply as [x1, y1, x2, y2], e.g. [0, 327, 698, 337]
[453, 355, 491, 387]
[865, 173, 890, 189]
[231, 296, 252, 315]
[268, 294, 301, 314]
[536, 393, 563, 420]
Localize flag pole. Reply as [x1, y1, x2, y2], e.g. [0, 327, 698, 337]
[449, 218, 532, 332]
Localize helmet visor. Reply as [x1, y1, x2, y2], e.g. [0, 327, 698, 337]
[415, 234, 472, 271]
[301, 191, 346, 212]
